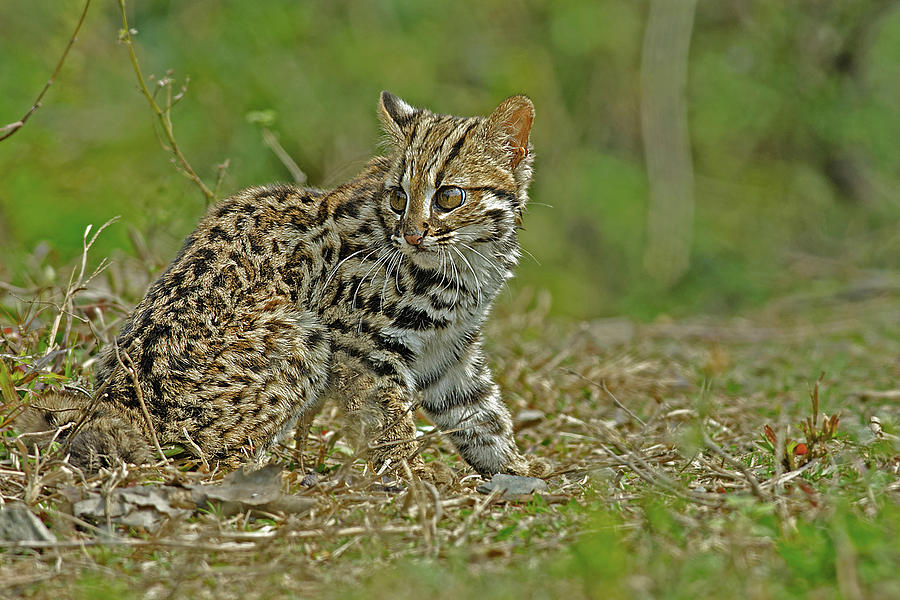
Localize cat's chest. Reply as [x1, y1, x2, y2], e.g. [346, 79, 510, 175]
[380, 307, 481, 387]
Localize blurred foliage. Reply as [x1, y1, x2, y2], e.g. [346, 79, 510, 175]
[1, 0, 899, 318]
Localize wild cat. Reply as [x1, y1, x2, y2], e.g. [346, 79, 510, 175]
[22, 92, 544, 477]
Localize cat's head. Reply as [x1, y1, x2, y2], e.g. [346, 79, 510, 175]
[377, 91, 534, 264]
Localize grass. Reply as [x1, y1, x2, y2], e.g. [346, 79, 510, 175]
[1, 240, 898, 600]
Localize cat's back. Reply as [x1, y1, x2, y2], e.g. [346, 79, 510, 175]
[94, 184, 327, 382]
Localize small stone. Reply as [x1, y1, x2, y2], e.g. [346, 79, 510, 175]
[476, 473, 549, 499]
[0, 504, 56, 543]
[300, 472, 319, 487]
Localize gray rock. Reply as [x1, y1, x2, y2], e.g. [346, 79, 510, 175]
[188, 464, 315, 515]
[0, 504, 56, 543]
[476, 474, 549, 499]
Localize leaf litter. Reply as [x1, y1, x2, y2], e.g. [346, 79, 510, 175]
[0, 243, 898, 598]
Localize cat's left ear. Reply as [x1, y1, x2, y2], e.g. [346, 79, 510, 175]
[379, 91, 418, 142]
[485, 95, 534, 169]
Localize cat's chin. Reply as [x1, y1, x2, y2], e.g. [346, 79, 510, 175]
[402, 245, 443, 268]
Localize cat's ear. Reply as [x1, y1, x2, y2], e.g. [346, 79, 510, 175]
[379, 91, 418, 141]
[485, 95, 534, 169]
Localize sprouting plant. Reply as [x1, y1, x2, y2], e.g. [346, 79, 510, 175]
[758, 373, 840, 471]
[800, 372, 840, 446]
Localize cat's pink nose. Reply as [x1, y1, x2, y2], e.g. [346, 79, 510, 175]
[404, 231, 424, 246]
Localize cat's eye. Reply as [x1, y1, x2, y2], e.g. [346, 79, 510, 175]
[435, 187, 465, 211]
[388, 188, 408, 214]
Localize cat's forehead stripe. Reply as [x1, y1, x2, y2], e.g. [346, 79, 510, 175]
[403, 117, 481, 189]
[423, 118, 473, 179]
[434, 120, 480, 187]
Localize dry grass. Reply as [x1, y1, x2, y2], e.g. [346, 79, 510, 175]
[1, 241, 899, 600]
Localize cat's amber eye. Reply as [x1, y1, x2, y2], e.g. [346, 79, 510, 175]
[435, 186, 465, 211]
[389, 188, 408, 214]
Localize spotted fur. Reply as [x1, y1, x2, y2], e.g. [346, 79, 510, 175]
[27, 92, 538, 475]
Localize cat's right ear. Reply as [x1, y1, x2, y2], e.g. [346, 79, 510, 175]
[379, 91, 418, 142]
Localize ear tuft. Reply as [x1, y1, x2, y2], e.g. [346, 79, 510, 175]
[379, 91, 418, 141]
[486, 95, 534, 168]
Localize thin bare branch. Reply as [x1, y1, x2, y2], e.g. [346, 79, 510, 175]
[113, 341, 167, 465]
[261, 127, 307, 184]
[702, 429, 769, 501]
[0, 0, 92, 142]
[116, 0, 218, 205]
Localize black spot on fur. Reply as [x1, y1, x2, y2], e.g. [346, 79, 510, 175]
[393, 306, 448, 330]
[334, 200, 361, 220]
[375, 333, 414, 362]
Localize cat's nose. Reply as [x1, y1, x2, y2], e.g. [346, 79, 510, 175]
[404, 229, 424, 246]
[403, 222, 428, 246]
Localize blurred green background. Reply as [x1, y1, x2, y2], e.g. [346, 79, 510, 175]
[1, 0, 898, 319]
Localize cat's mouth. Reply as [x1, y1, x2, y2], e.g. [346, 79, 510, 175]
[392, 235, 445, 266]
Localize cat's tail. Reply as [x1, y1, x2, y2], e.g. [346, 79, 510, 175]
[16, 392, 153, 472]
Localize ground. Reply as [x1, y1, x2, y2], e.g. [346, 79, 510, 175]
[1, 256, 899, 600]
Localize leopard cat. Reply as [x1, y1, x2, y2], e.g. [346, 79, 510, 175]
[21, 92, 543, 477]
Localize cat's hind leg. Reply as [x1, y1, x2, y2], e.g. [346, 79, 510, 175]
[184, 303, 332, 467]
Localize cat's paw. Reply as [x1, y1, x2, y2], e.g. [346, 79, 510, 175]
[369, 441, 423, 476]
[504, 454, 553, 478]
[411, 460, 457, 486]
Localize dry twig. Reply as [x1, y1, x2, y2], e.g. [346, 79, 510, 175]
[116, 0, 220, 205]
[113, 342, 167, 464]
[0, 0, 92, 142]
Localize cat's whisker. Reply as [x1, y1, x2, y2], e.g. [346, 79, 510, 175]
[459, 242, 508, 281]
[379, 251, 393, 310]
[452, 246, 482, 305]
[438, 247, 449, 289]
[381, 249, 402, 311]
[367, 248, 392, 287]
[447, 251, 461, 305]
[324, 246, 375, 288]
[353, 248, 392, 308]
[520, 246, 541, 266]
[394, 253, 404, 294]
[356, 249, 392, 331]
[440, 248, 456, 294]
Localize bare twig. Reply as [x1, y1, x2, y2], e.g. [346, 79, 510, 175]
[0, 538, 257, 552]
[0, 0, 92, 142]
[565, 371, 647, 427]
[182, 426, 210, 472]
[113, 341, 167, 464]
[701, 429, 769, 501]
[401, 459, 433, 552]
[261, 128, 307, 184]
[116, 0, 219, 205]
[45, 218, 118, 370]
[452, 487, 502, 546]
[213, 159, 231, 199]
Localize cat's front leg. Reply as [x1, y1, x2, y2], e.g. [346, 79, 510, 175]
[419, 347, 530, 476]
[329, 357, 422, 473]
